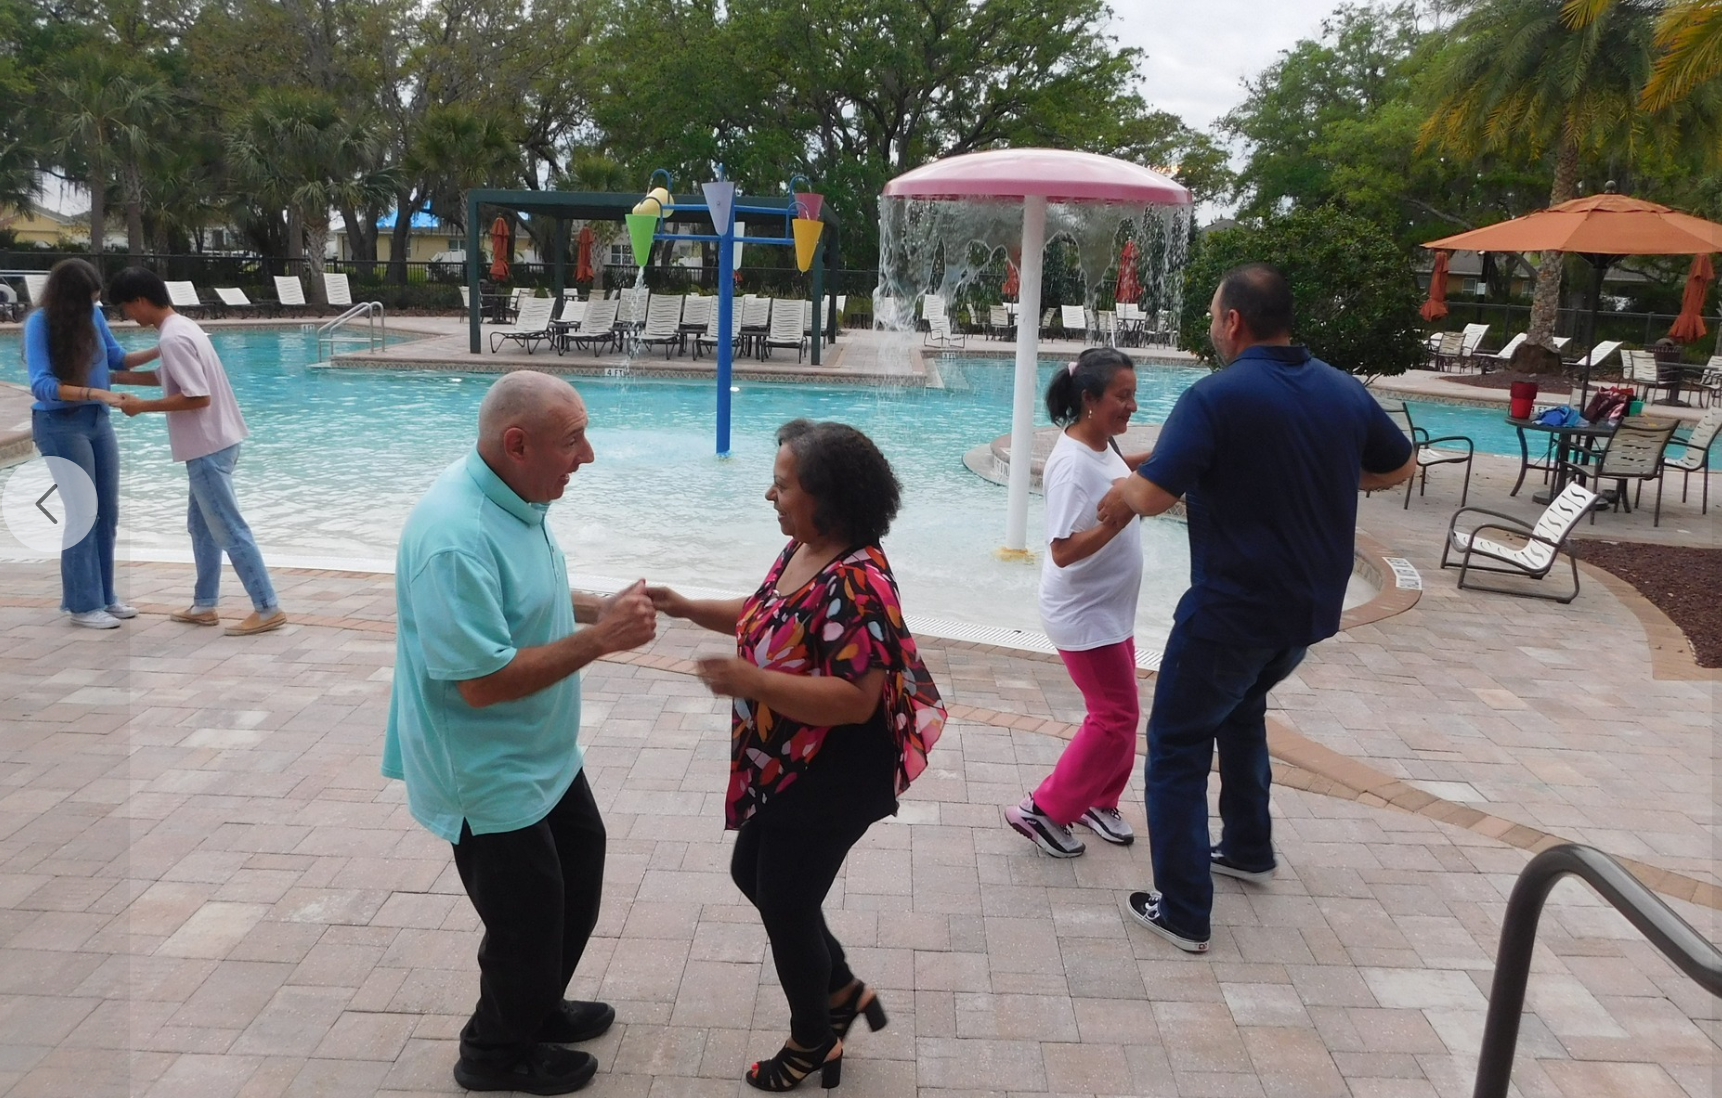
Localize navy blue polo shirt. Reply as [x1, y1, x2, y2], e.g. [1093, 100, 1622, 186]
[1139, 345, 1412, 648]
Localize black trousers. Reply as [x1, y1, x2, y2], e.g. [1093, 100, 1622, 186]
[731, 812, 872, 1047]
[452, 770, 606, 1066]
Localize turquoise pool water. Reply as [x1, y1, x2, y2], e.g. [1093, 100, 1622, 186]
[1, 329, 1209, 642]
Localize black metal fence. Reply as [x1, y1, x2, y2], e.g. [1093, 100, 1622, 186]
[1433, 299, 1720, 358]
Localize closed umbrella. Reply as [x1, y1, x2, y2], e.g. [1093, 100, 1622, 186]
[1667, 252, 1712, 343]
[489, 216, 510, 282]
[1001, 258, 1020, 298]
[575, 225, 595, 283]
[1420, 249, 1450, 321]
[1115, 240, 1140, 304]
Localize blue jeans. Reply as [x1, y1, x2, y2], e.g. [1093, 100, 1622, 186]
[31, 405, 120, 613]
[1144, 623, 1306, 939]
[186, 443, 277, 613]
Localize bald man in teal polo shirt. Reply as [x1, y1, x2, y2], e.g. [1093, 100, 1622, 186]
[384, 371, 656, 1095]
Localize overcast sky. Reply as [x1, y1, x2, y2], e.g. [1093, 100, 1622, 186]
[1110, 0, 1342, 131]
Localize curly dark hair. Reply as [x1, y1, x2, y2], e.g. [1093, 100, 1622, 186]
[41, 258, 103, 386]
[775, 419, 901, 546]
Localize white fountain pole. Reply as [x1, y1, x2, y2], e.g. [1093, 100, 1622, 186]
[1003, 194, 1047, 557]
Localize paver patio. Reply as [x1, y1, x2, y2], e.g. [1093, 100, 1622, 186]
[0, 335, 1717, 1095]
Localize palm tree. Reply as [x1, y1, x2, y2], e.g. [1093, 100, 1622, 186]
[1421, 0, 1661, 348]
[1565, 0, 1722, 109]
[228, 91, 396, 305]
[398, 105, 521, 286]
[49, 55, 172, 257]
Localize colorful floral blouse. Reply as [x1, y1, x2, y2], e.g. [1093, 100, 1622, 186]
[726, 541, 946, 830]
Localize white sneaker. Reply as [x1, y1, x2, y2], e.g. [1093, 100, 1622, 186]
[105, 602, 139, 619]
[1005, 796, 1085, 857]
[1077, 807, 1135, 845]
[70, 609, 122, 629]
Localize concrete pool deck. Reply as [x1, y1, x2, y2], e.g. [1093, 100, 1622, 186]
[0, 323, 1717, 1096]
[1, 459, 1718, 1096]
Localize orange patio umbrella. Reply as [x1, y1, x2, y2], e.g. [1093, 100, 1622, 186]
[1420, 249, 1450, 322]
[489, 216, 510, 282]
[1424, 193, 1722, 401]
[1668, 252, 1713, 343]
[575, 225, 595, 283]
[1115, 239, 1141, 304]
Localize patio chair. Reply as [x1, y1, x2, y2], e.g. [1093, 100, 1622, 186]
[693, 306, 739, 360]
[739, 295, 771, 356]
[213, 288, 261, 317]
[1558, 416, 1679, 526]
[1660, 407, 1721, 515]
[763, 297, 809, 361]
[680, 295, 713, 341]
[988, 305, 1013, 341]
[323, 272, 353, 310]
[1695, 358, 1722, 408]
[549, 297, 586, 354]
[1059, 305, 1088, 339]
[488, 294, 556, 354]
[1426, 331, 1466, 371]
[1459, 322, 1489, 360]
[1440, 482, 1597, 603]
[164, 281, 211, 318]
[1620, 349, 1666, 402]
[618, 287, 648, 331]
[22, 272, 46, 309]
[272, 275, 312, 316]
[566, 297, 620, 354]
[1039, 308, 1057, 338]
[1385, 403, 1475, 507]
[637, 294, 686, 358]
[1097, 310, 1117, 347]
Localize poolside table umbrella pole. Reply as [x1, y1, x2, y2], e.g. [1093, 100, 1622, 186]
[882, 149, 1191, 555]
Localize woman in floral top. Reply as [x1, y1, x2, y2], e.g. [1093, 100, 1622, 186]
[649, 419, 945, 1091]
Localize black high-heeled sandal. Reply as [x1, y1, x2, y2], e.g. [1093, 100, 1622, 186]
[829, 981, 888, 1040]
[745, 1035, 842, 1091]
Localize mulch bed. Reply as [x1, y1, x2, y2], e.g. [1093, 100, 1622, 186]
[1571, 539, 1722, 667]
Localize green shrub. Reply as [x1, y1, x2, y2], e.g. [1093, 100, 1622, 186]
[1178, 207, 1423, 377]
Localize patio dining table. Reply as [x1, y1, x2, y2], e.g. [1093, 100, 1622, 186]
[1506, 416, 1617, 503]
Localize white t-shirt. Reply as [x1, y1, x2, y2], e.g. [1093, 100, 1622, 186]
[1038, 432, 1143, 651]
[157, 313, 248, 462]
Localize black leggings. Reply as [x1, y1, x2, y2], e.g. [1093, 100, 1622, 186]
[731, 813, 873, 1046]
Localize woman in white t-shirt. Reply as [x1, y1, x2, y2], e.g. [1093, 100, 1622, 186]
[1005, 348, 1150, 858]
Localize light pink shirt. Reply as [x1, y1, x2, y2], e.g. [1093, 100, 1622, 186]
[157, 313, 248, 462]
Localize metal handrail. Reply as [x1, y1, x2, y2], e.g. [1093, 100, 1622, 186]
[316, 300, 386, 359]
[1473, 843, 1722, 1098]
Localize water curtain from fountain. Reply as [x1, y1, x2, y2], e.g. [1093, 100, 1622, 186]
[877, 148, 1192, 556]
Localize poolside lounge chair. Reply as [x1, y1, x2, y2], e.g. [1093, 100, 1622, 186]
[922, 295, 964, 349]
[637, 294, 685, 358]
[1385, 402, 1474, 508]
[165, 281, 211, 318]
[1428, 331, 1466, 371]
[550, 297, 586, 353]
[1458, 322, 1489, 359]
[618, 287, 648, 332]
[566, 297, 620, 355]
[22, 272, 46, 308]
[1440, 482, 1597, 603]
[763, 298, 808, 361]
[739, 295, 771, 357]
[1059, 305, 1088, 339]
[488, 294, 556, 354]
[693, 306, 738, 360]
[1695, 358, 1722, 408]
[323, 272, 353, 310]
[680, 295, 713, 342]
[1572, 340, 1623, 373]
[214, 288, 260, 317]
[1620, 349, 1669, 402]
[1483, 332, 1527, 370]
[1560, 416, 1679, 526]
[273, 276, 312, 317]
[1663, 407, 1721, 515]
[987, 305, 1013, 341]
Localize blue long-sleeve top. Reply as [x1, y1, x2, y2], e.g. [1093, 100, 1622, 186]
[25, 306, 127, 410]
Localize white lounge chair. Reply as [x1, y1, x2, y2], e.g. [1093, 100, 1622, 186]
[1459, 322, 1489, 358]
[273, 275, 311, 316]
[164, 281, 210, 317]
[1484, 332, 1527, 369]
[763, 298, 808, 361]
[1695, 357, 1722, 408]
[1573, 340, 1623, 371]
[213, 288, 259, 317]
[566, 297, 619, 355]
[739, 295, 771, 356]
[488, 295, 556, 354]
[637, 294, 686, 358]
[1663, 407, 1721, 515]
[694, 306, 737, 360]
[1059, 305, 1088, 338]
[618, 286, 649, 330]
[22, 271, 46, 307]
[1440, 482, 1598, 603]
[323, 272, 353, 309]
[922, 295, 964, 348]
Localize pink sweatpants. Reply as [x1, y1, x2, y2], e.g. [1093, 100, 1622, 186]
[1033, 638, 1141, 825]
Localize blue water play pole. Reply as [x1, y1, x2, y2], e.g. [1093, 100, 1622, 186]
[715, 218, 734, 456]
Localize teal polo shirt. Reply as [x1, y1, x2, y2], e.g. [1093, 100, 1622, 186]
[383, 449, 583, 842]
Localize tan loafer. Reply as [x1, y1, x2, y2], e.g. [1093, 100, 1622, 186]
[224, 609, 287, 636]
[171, 607, 221, 626]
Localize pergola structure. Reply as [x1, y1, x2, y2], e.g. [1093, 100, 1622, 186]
[463, 188, 822, 356]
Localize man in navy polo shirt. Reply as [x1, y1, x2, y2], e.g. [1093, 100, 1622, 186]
[1098, 264, 1416, 953]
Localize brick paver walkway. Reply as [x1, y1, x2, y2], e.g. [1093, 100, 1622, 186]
[1, 531, 1716, 1096]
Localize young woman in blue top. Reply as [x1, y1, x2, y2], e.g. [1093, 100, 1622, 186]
[24, 259, 159, 628]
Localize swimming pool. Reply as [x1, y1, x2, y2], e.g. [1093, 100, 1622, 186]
[3, 329, 1215, 645]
